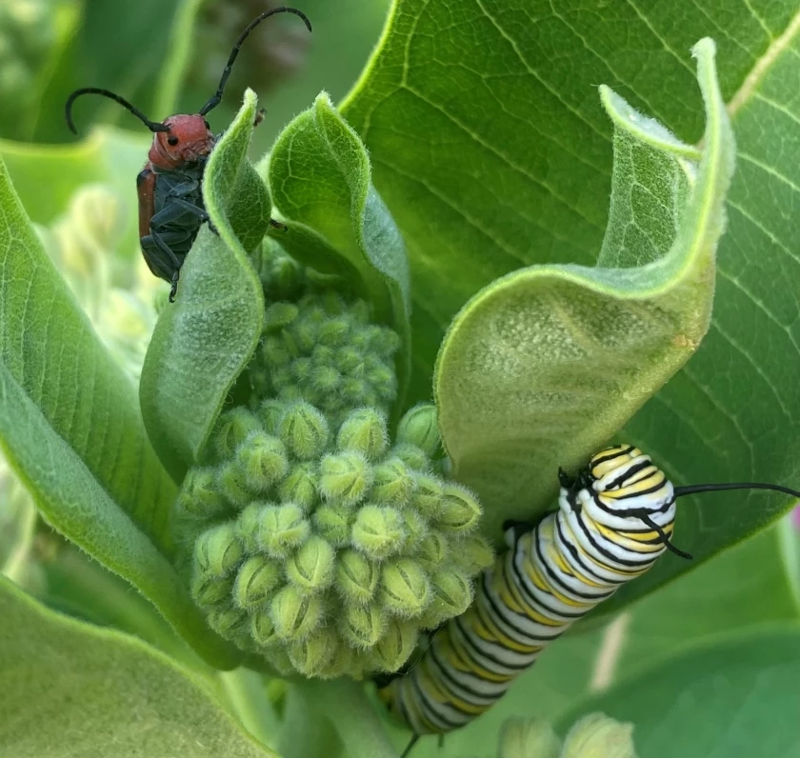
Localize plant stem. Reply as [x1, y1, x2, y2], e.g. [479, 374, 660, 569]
[279, 682, 340, 758]
[219, 668, 280, 750]
[298, 678, 399, 758]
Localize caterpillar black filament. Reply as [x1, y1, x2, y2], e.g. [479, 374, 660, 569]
[378, 444, 800, 754]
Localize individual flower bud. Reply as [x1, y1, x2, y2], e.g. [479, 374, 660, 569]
[289, 319, 317, 352]
[261, 335, 291, 366]
[194, 524, 244, 577]
[251, 608, 279, 647]
[191, 573, 234, 608]
[497, 716, 561, 758]
[235, 502, 267, 553]
[370, 458, 416, 506]
[380, 558, 430, 617]
[288, 626, 339, 677]
[437, 483, 482, 533]
[410, 474, 444, 517]
[351, 505, 407, 560]
[320, 291, 347, 315]
[337, 409, 388, 461]
[365, 363, 396, 397]
[213, 408, 262, 460]
[450, 534, 495, 572]
[313, 504, 352, 547]
[561, 713, 636, 758]
[340, 602, 385, 648]
[258, 399, 288, 434]
[418, 570, 473, 629]
[342, 377, 369, 402]
[256, 503, 310, 558]
[292, 356, 313, 384]
[336, 347, 362, 373]
[335, 549, 379, 605]
[263, 302, 299, 331]
[397, 404, 440, 457]
[415, 531, 449, 570]
[401, 508, 429, 545]
[177, 467, 227, 520]
[279, 463, 318, 511]
[235, 432, 289, 493]
[392, 443, 429, 472]
[310, 365, 341, 394]
[279, 402, 329, 460]
[207, 607, 248, 639]
[233, 555, 282, 610]
[319, 317, 350, 345]
[319, 452, 373, 507]
[312, 344, 335, 366]
[278, 385, 303, 403]
[270, 585, 325, 641]
[280, 328, 300, 358]
[286, 536, 336, 594]
[372, 618, 418, 672]
[217, 461, 253, 508]
[270, 366, 293, 392]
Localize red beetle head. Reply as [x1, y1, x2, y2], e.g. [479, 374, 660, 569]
[149, 114, 215, 170]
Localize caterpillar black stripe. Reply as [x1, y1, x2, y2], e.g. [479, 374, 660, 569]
[378, 444, 800, 755]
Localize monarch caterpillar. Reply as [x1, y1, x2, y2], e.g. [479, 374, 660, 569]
[378, 444, 800, 756]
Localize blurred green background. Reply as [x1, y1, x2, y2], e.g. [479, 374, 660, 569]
[0, 0, 390, 155]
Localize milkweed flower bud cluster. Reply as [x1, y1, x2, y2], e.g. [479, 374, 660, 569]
[177, 252, 493, 678]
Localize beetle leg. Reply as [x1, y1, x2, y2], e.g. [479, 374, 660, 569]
[269, 219, 288, 232]
[150, 228, 184, 302]
[166, 197, 209, 222]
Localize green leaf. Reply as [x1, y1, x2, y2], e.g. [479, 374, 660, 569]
[344, 1, 800, 604]
[433, 40, 733, 540]
[557, 624, 800, 757]
[267, 92, 411, 409]
[0, 578, 272, 757]
[0, 155, 178, 552]
[140, 90, 269, 480]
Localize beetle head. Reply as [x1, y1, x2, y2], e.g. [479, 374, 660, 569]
[149, 115, 215, 170]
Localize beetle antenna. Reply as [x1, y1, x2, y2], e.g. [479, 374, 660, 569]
[674, 482, 800, 499]
[66, 88, 169, 135]
[199, 6, 312, 116]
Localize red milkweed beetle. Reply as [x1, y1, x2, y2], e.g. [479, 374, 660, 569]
[65, 7, 312, 302]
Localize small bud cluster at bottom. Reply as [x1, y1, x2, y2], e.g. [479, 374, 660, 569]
[178, 400, 493, 679]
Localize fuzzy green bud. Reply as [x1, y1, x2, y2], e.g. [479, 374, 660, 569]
[235, 502, 266, 553]
[380, 558, 430, 617]
[270, 585, 325, 641]
[418, 570, 473, 628]
[207, 607, 248, 639]
[397, 404, 440, 457]
[342, 377, 369, 403]
[177, 467, 226, 520]
[401, 508, 428, 545]
[451, 534, 495, 572]
[217, 462, 253, 508]
[310, 365, 341, 394]
[370, 458, 416, 506]
[497, 717, 561, 758]
[313, 504, 352, 547]
[318, 317, 350, 345]
[194, 524, 244, 577]
[233, 555, 282, 610]
[372, 618, 418, 672]
[340, 602, 385, 648]
[411, 475, 444, 517]
[392, 443, 429, 472]
[213, 408, 262, 461]
[415, 531, 449, 570]
[437, 483, 482, 533]
[256, 503, 310, 558]
[337, 408, 389, 461]
[352, 505, 407, 560]
[279, 402, 329, 460]
[335, 549, 379, 605]
[319, 452, 373, 507]
[561, 713, 636, 758]
[279, 463, 318, 511]
[257, 399, 287, 434]
[235, 432, 289, 493]
[286, 536, 336, 594]
[264, 302, 299, 331]
[288, 626, 340, 677]
[292, 356, 313, 384]
[191, 573, 234, 608]
[251, 609, 279, 647]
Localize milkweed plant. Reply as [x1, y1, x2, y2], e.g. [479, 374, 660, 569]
[2, 1, 800, 757]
